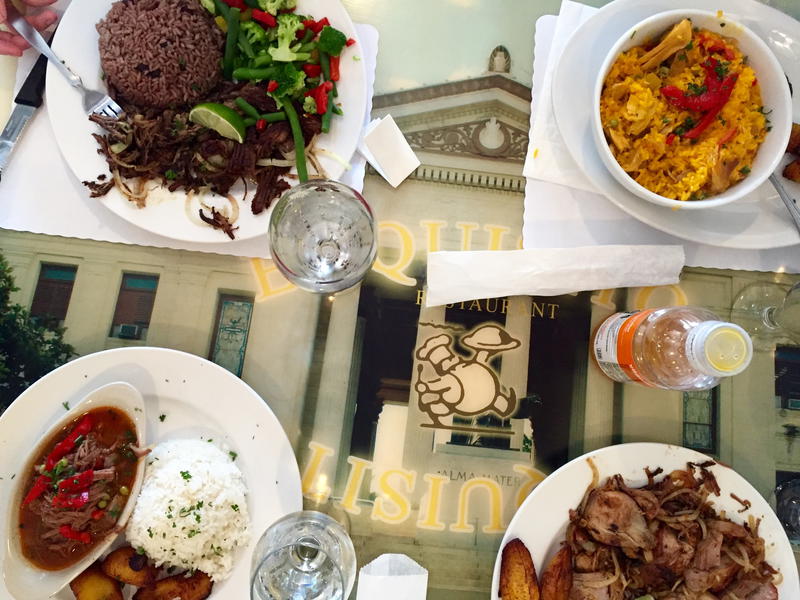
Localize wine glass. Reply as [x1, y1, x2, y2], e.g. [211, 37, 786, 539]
[731, 282, 800, 349]
[250, 511, 356, 600]
[269, 180, 377, 294]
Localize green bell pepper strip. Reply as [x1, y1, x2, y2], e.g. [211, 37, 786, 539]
[281, 101, 308, 182]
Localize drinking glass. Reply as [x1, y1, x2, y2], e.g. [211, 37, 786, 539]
[269, 180, 377, 293]
[731, 281, 800, 349]
[250, 511, 356, 600]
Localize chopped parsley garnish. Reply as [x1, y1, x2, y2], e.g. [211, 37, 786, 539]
[661, 117, 671, 125]
[684, 40, 694, 50]
[213, 546, 224, 556]
[740, 165, 751, 175]
[686, 83, 707, 96]
[229, 451, 238, 461]
[678, 52, 688, 61]
[207, 439, 213, 443]
[164, 169, 177, 180]
[136, 546, 146, 555]
[187, 529, 200, 538]
[62, 401, 70, 410]
[231, 504, 239, 512]
[147, 527, 154, 538]
[714, 61, 730, 79]
[629, 29, 637, 39]
[673, 117, 697, 136]
[159, 414, 166, 422]
[180, 470, 192, 481]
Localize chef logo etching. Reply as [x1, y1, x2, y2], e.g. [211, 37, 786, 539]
[414, 324, 519, 432]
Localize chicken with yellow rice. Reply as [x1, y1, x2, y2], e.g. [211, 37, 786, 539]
[600, 19, 769, 201]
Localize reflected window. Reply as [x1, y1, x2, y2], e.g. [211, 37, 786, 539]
[776, 346, 800, 410]
[109, 273, 159, 340]
[208, 294, 254, 377]
[30, 263, 77, 328]
[682, 388, 718, 454]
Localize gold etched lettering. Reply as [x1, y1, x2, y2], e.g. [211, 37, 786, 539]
[548, 304, 559, 319]
[450, 477, 505, 533]
[501, 298, 509, 314]
[532, 302, 545, 318]
[421, 220, 448, 253]
[513, 465, 547, 508]
[301, 442, 335, 502]
[339, 457, 372, 515]
[416, 288, 424, 306]
[416, 473, 449, 531]
[469, 299, 483, 312]
[371, 468, 416, 524]
[373, 221, 417, 286]
[485, 298, 499, 313]
[484, 224, 511, 251]
[455, 222, 480, 251]
[250, 258, 296, 301]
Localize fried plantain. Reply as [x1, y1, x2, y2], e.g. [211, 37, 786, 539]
[101, 545, 157, 587]
[132, 570, 213, 600]
[539, 545, 572, 600]
[499, 538, 540, 600]
[69, 562, 124, 600]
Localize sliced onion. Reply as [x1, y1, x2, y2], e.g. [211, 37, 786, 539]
[314, 146, 352, 171]
[256, 158, 295, 167]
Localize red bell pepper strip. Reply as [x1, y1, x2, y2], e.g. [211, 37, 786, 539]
[666, 133, 676, 146]
[57, 470, 94, 493]
[59, 525, 91, 544]
[304, 81, 333, 115]
[44, 414, 92, 471]
[91, 509, 105, 521]
[22, 475, 51, 506]
[345, 37, 356, 47]
[267, 80, 279, 93]
[706, 42, 735, 61]
[329, 55, 340, 82]
[660, 59, 732, 112]
[302, 17, 329, 35]
[682, 75, 738, 140]
[256, 119, 267, 131]
[718, 127, 737, 146]
[251, 9, 276, 27]
[302, 63, 322, 78]
[52, 491, 90, 509]
[222, 0, 246, 10]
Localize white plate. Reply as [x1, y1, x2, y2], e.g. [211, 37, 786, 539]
[0, 347, 302, 599]
[490, 443, 800, 598]
[46, 0, 366, 243]
[552, 0, 800, 249]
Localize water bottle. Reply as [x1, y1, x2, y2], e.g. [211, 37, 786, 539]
[592, 306, 753, 391]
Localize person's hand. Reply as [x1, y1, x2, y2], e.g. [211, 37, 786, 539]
[0, 0, 58, 57]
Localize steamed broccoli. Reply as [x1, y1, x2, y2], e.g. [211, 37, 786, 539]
[268, 13, 311, 62]
[240, 21, 269, 48]
[302, 96, 317, 114]
[318, 25, 347, 56]
[257, 0, 296, 16]
[270, 62, 306, 99]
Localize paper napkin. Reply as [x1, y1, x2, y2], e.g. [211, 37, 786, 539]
[356, 554, 428, 600]
[425, 245, 685, 307]
[359, 115, 421, 187]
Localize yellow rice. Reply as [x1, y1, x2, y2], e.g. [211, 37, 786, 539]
[600, 25, 768, 201]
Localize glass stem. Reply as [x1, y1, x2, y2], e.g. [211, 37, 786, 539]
[763, 305, 781, 330]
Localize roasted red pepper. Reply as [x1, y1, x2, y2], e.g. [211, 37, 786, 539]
[44, 414, 92, 471]
[304, 81, 334, 115]
[301, 17, 329, 35]
[682, 74, 738, 140]
[57, 469, 94, 493]
[345, 37, 356, 47]
[59, 525, 91, 544]
[660, 59, 731, 112]
[302, 63, 322, 78]
[22, 475, 51, 506]
[706, 42, 735, 61]
[718, 127, 737, 146]
[329, 55, 340, 82]
[666, 133, 676, 146]
[52, 491, 90, 509]
[267, 80, 279, 92]
[251, 9, 276, 27]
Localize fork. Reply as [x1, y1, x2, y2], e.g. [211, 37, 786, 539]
[6, 4, 122, 118]
[770, 173, 800, 238]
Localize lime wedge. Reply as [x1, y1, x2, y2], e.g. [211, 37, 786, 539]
[189, 103, 246, 143]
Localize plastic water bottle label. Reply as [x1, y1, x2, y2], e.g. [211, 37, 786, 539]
[593, 310, 655, 384]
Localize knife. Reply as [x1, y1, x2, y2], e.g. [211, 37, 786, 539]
[0, 50, 48, 182]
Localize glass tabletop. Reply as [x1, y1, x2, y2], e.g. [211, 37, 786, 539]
[1, 0, 800, 598]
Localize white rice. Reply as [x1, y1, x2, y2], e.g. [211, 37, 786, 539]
[126, 439, 250, 582]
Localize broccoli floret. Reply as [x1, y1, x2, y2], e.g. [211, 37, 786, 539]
[302, 96, 317, 114]
[257, 0, 297, 16]
[268, 13, 311, 62]
[318, 25, 346, 56]
[270, 62, 306, 99]
[240, 21, 269, 48]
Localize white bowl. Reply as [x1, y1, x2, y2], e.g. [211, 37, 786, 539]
[591, 9, 792, 210]
[3, 382, 146, 600]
